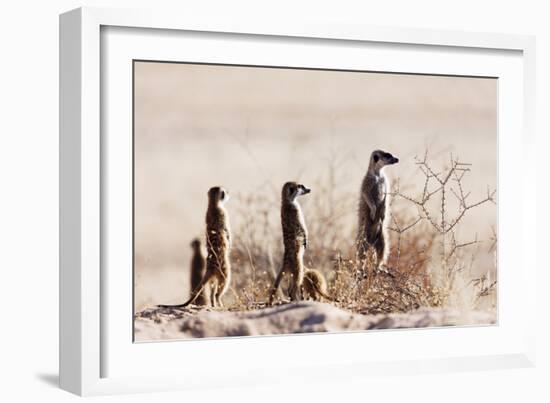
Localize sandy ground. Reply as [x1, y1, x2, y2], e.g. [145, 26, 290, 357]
[134, 301, 496, 341]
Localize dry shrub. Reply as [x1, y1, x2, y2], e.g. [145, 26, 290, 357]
[221, 150, 496, 315]
[224, 190, 280, 310]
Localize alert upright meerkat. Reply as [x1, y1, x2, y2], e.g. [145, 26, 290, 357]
[159, 187, 232, 308]
[357, 150, 399, 270]
[189, 238, 207, 306]
[269, 182, 311, 304]
[301, 268, 332, 301]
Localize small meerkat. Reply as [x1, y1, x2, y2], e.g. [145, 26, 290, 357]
[301, 269, 333, 302]
[357, 150, 399, 270]
[269, 182, 311, 304]
[189, 238, 207, 306]
[159, 186, 232, 308]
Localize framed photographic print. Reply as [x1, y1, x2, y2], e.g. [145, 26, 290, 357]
[60, 7, 537, 396]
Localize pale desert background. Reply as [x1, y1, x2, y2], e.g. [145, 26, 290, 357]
[134, 61, 497, 312]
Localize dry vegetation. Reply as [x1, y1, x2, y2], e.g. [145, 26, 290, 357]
[198, 150, 497, 317]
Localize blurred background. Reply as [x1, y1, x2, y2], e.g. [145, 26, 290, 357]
[134, 61, 497, 310]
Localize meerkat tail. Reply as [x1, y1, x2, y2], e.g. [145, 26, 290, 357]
[157, 276, 209, 308]
[316, 287, 336, 302]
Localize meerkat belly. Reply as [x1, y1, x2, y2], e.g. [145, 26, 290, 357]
[296, 245, 305, 271]
[297, 211, 307, 231]
[371, 180, 385, 204]
[285, 244, 304, 262]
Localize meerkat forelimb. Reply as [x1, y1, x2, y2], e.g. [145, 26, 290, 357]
[269, 182, 311, 305]
[158, 187, 232, 309]
[301, 268, 334, 302]
[357, 150, 399, 270]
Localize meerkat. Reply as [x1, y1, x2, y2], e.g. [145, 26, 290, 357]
[189, 238, 207, 306]
[158, 186, 232, 308]
[269, 182, 311, 304]
[301, 268, 333, 302]
[357, 150, 399, 270]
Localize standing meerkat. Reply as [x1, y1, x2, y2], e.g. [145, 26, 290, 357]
[301, 268, 333, 302]
[357, 150, 399, 270]
[189, 238, 207, 306]
[159, 186, 232, 308]
[269, 182, 311, 304]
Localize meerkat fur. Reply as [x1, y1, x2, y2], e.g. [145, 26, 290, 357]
[189, 238, 208, 306]
[301, 268, 333, 301]
[158, 187, 231, 309]
[269, 182, 311, 304]
[357, 149, 399, 270]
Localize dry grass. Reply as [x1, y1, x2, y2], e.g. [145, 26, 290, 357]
[210, 150, 497, 316]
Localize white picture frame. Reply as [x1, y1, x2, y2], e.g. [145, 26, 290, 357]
[59, 6, 537, 396]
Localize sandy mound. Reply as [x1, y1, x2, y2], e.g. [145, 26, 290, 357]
[134, 301, 495, 341]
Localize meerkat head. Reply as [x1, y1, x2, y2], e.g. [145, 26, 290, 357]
[208, 186, 230, 206]
[190, 238, 201, 249]
[282, 181, 311, 203]
[369, 149, 399, 172]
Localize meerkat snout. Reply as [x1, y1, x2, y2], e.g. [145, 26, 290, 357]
[298, 185, 311, 195]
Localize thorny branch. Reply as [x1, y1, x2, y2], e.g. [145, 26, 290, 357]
[388, 151, 497, 304]
[392, 152, 496, 233]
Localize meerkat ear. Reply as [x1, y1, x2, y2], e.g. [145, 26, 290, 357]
[373, 154, 379, 163]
